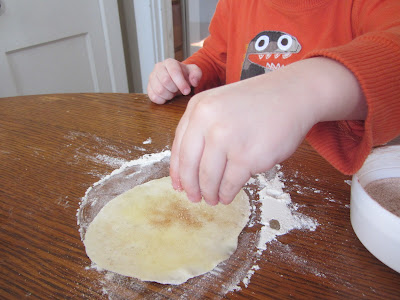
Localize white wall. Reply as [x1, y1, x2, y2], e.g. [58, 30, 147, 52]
[185, 0, 218, 56]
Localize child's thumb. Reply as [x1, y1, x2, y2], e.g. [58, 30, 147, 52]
[186, 64, 202, 87]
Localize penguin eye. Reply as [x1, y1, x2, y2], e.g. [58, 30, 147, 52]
[277, 35, 293, 51]
[255, 35, 270, 51]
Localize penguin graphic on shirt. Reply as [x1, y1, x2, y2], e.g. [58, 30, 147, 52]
[240, 31, 302, 80]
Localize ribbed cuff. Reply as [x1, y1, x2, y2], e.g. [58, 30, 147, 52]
[304, 31, 400, 174]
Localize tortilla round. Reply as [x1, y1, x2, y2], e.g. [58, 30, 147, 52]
[83, 176, 250, 285]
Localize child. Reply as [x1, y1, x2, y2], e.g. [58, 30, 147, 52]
[147, 0, 400, 206]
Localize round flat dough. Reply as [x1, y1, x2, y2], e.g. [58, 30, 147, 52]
[83, 176, 250, 285]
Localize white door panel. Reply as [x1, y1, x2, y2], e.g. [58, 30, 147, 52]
[0, 0, 128, 97]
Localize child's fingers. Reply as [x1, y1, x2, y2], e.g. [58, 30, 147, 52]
[185, 64, 203, 87]
[198, 139, 227, 206]
[170, 111, 190, 191]
[150, 74, 175, 100]
[170, 96, 201, 196]
[148, 73, 175, 100]
[169, 138, 182, 190]
[178, 118, 205, 203]
[147, 84, 167, 104]
[164, 59, 191, 95]
[218, 161, 251, 205]
[154, 63, 179, 94]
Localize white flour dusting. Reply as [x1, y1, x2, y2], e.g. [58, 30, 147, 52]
[133, 146, 147, 151]
[143, 138, 152, 145]
[93, 154, 129, 168]
[77, 151, 318, 299]
[250, 171, 318, 254]
[219, 168, 319, 293]
[64, 131, 137, 172]
[242, 265, 260, 288]
[88, 151, 170, 191]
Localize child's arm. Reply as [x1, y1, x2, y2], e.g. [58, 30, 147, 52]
[169, 57, 367, 205]
[303, 0, 400, 174]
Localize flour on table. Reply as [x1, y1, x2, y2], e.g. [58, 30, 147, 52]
[133, 146, 147, 151]
[64, 131, 153, 174]
[93, 154, 129, 168]
[143, 137, 152, 145]
[77, 151, 318, 299]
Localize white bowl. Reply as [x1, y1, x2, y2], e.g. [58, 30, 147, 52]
[350, 145, 400, 273]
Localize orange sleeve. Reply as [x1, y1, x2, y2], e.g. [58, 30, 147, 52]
[183, 0, 229, 93]
[304, 0, 400, 174]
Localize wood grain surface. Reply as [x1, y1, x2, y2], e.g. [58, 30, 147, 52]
[0, 93, 399, 299]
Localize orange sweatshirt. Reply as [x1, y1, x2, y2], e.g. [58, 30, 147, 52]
[184, 0, 400, 175]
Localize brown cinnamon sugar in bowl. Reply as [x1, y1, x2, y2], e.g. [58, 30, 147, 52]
[365, 177, 400, 217]
[350, 145, 400, 273]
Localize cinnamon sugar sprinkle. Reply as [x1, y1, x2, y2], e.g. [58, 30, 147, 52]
[365, 177, 400, 217]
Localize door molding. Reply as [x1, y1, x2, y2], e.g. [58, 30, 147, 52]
[99, 0, 129, 93]
[129, 0, 174, 93]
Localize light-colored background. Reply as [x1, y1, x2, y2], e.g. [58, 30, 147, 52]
[0, 0, 218, 97]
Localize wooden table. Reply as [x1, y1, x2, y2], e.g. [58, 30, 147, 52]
[0, 93, 399, 299]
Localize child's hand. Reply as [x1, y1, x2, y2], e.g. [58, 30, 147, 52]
[147, 58, 202, 104]
[169, 74, 315, 206]
[169, 58, 366, 205]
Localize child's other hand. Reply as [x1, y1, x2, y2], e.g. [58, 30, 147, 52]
[147, 58, 202, 104]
